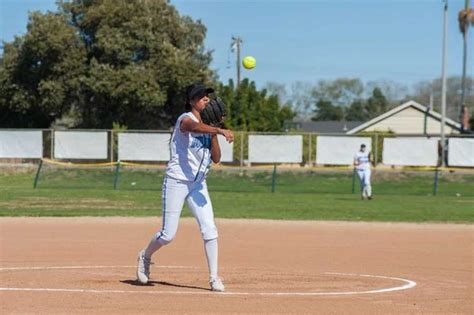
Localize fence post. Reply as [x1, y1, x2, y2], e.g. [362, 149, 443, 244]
[374, 133, 378, 166]
[113, 161, 121, 190]
[271, 164, 277, 193]
[314, 134, 318, 166]
[351, 167, 356, 194]
[50, 129, 54, 159]
[110, 130, 114, 164]
[240, 132, 244, 174]
[433, 168, 440, 196]
[33, 159, 44, 189]
[308, 133, 312, 166]
[247, 132, 251, 167]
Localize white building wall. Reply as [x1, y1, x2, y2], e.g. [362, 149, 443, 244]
[364, 107, 458, 134]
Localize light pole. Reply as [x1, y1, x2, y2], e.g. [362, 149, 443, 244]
[440, 0, 448, 167]
[231, 36, 242, 88]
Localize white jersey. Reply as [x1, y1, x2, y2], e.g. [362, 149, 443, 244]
[166, 112, 212, 182]
[354, 151, 371, 170]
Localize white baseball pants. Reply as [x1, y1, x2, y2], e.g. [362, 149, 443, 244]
[356, 168, 372, 197]
[143, 176, 219, 279]
[154, 176, 218, 245]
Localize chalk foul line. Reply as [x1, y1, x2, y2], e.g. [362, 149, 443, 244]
[0, 265, 416, 297]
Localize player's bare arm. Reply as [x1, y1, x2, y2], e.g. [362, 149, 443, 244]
[180, 118, 234, 143]
[353, 157, 359, 167]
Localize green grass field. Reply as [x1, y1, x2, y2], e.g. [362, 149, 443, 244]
[0, 166, 473, 223]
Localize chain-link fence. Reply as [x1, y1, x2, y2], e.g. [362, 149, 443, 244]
[1, 129, 473, 169]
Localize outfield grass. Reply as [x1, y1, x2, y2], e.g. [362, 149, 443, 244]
[0, 167, 473, 223]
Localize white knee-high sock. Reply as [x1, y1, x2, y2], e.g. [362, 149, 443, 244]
[204, 238, 218, 280]
[144, 233, 165, 259]
[366, 184, 372, 197]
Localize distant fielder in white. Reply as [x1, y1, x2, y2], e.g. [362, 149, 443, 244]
[354, 144, 373, 200]
[136, 84, 234, 292]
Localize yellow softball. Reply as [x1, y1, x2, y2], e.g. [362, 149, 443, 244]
[242, 56, 256, 69]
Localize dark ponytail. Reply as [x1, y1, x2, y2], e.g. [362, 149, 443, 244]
[184, 84, 194, 112]
[184, 102, 191, 112]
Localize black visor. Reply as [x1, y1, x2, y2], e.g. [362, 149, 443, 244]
[186, 84, 214, 102]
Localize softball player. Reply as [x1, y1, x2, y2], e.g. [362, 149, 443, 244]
[354, 144, 373, 200]
[136, 84, 234, 292]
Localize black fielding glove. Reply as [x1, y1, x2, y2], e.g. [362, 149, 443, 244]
[201, 97, 227, 128]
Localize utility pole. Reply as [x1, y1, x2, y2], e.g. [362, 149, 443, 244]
[459, 0, 471, 131]
[231, 36, 243, 88]
[440, 0, 448, 167]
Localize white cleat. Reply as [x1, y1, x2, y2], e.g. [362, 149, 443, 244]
[136, 250, 152, 284]
[210, 277, 225, 292]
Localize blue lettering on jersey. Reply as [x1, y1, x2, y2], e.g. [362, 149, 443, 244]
[190, 135, 211, 149]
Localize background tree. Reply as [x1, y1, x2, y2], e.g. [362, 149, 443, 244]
[289, 81, 314, 118]
[311, 78, 364, 107]
[458, 0, 474, 130]
[409, 76, 474, 119]
[264, 82, 288, 105]
[311, 100, 344, 121]
[345, 99, 366, 121]
[1, 0, 214, 129]
[60, 0, 213, 128]
[365, 87, 389, 119]
[0, 12, 86, 127]
[365, 79, 408, 106]
[217, 79, 295, 131]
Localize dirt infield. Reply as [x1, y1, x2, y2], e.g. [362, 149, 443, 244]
[0, 218, 472, 314]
